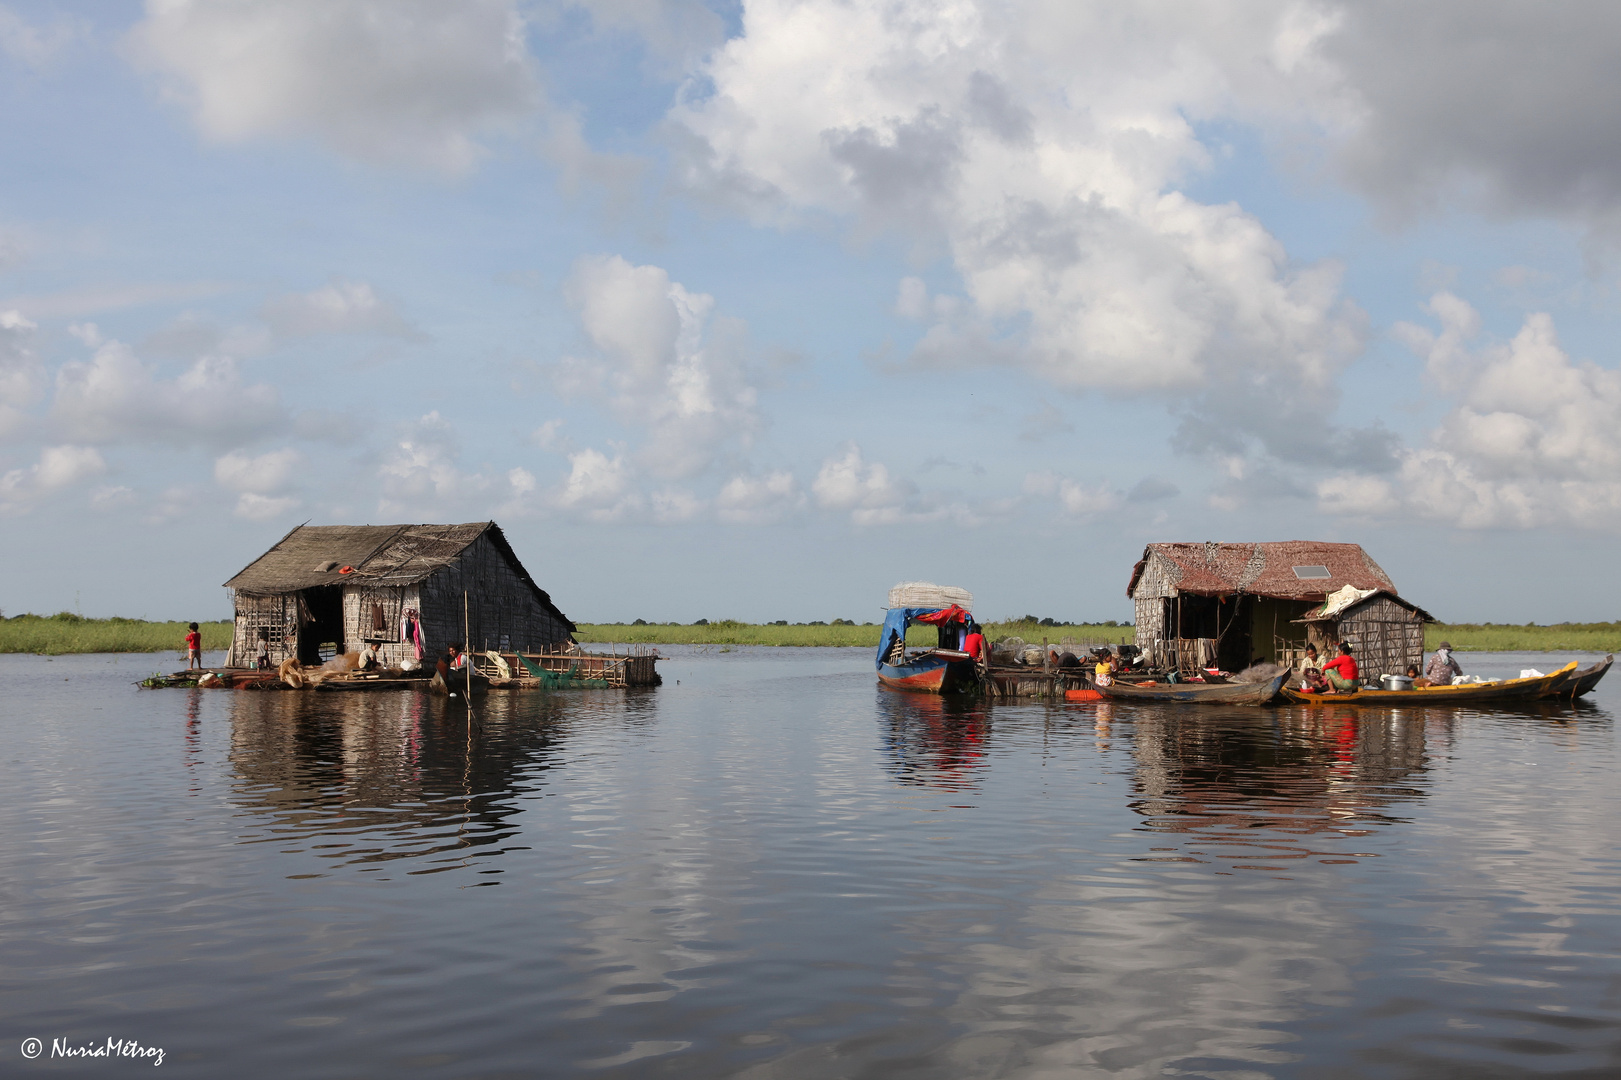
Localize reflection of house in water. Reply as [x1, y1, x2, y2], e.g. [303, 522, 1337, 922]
[225, 691, 595, 876]
[877, 691, 992, 791]
[1125, 709, 1444, 857]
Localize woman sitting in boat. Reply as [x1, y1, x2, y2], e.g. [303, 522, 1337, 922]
[1425, 641, 1464, 686]
[1320, 641, 1359, 692]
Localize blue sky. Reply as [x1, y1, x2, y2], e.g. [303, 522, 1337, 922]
[2, 0, 1619, 625]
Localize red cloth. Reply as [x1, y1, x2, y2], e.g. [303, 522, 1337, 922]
[963, 632, 985, 660]
[914, 605, 969, 625]
[185, 631, 201, 652]
[1323, 654, 1359, 681]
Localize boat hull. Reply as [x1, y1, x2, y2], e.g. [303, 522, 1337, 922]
[1284, 662, 1577, 706]
[1539, 654, 1613, 699]
[1097, 671, 1287, 706]
[877, 655, 980, 694]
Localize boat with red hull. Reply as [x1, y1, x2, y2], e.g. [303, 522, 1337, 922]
[876, 605, 981, 694]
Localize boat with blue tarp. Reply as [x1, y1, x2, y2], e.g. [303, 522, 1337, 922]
[876, 604, 981, 694]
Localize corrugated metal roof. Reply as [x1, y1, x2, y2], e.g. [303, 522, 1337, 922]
[1127, 541, 1398, 601]
[223, 522, 575, 631]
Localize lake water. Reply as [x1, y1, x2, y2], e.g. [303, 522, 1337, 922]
[3, 647, 1618, 1078]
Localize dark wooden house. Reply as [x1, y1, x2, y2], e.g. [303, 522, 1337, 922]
[223, 522, 575, 668]
[1127, 541, 1432, 678]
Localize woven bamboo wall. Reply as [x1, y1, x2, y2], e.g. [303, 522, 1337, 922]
[1326, 596, 1426, 681]
[417, 533, 574, 659]
[340, 584, 420, 667]
[229, 592, 298, 667]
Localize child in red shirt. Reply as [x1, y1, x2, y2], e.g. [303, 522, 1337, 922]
[185, 622, 202, 670]
[1322, 642, 1358, 692]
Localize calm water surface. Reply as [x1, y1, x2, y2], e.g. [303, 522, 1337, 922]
[3, 648, 1618, 1078]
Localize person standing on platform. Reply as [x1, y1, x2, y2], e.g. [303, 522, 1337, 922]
[185, 622, 202, 670]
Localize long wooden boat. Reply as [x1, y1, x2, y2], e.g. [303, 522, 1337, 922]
[1284, 662, 1577, 706]
[1539, 654, 1612, 699]
[1096, 671, 1288, 706]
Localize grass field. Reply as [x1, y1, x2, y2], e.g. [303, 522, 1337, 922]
[2, 613, 1615, 655]
[573, 619, 1136, 648]
[0, 614, 233, 655]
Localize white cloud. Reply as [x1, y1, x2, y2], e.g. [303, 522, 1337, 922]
[214, 447, 300, 493]
[1024, 472, 1123, 516]
[811, 443, 972, 526]
[0, 445, 106, 513]
[378, 411, 491, 513]
[651, 486, 703, 523]
[128, 0, 539, 173]
[49, 333, 285, 449]
[671, 0, 1365, 467]
[715, 470, 804, 524]
[560, 255, 760, 479]
[0, 5, 82, 66]
[1321, 3, 1621, 232]
[1320, 294, 1621, 529]
[555, 446, 642, 522]
[232, 492, 300, 521]
[261, 279, 422, 339]
[214, 447, 302, 519]
[0, 310, 44, 439]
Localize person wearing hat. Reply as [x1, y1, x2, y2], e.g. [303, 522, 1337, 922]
[1425, 641, 1464, 686]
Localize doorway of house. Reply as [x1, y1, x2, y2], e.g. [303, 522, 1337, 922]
[297, 585, 345, 664]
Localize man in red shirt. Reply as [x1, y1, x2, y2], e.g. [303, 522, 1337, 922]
[1321, 641, 1359, 692]
[963, 623, 986, 663]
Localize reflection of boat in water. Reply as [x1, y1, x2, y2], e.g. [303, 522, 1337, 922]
[1284, 662, 1576, 706]
[875, 604, 980, 694]
[1098, 671, 1288, 706]
[1540, 654, 1612, 699]
[876, 690, 990, 791]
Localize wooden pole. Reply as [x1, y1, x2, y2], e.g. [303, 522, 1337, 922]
[463, 590, 472, 699]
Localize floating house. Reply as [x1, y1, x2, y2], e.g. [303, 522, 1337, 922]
[1127, 541, 1433, 678]
[224, 522, 576, 668]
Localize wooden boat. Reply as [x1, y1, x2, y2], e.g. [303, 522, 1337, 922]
[876, 605, 980, 694]
[1538, 654, 1612, 699]
[1096, 670, 1288, 706]
[1284, 661, 1577, 706]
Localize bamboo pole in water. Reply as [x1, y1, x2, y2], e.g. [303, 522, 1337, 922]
[463, 590, 471, 699]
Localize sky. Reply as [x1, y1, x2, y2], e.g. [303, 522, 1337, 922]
[2, 0, 1620, 626]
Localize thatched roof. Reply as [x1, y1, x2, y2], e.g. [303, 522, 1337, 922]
[224, 521, 573, 628]
[1127, 541, 1398, 602]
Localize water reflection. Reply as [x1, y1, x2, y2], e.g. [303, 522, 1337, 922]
[225, 689, 652, 880]
[876, 689, 992, 791]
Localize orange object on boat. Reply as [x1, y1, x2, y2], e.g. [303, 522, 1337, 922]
[1064, 688, 1104, 702]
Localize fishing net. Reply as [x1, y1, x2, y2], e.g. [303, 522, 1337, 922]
[887, 582, 973, 609]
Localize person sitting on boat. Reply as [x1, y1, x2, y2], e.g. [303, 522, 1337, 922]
[963, 623, 985, 663]
[1094, 652, 1114, 687]
[1321, 641, 1359, 692]
[1297, 642, 1321, 678]
[1407, 663, 1432, 688]
[1425, 641, 1463, 686]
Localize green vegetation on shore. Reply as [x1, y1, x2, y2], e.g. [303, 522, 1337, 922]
[573, 618, 1135, 648]
[2, 613, 1615, 655]
[0, 614, 232, 655]
[1426, 623, 1621, 653]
